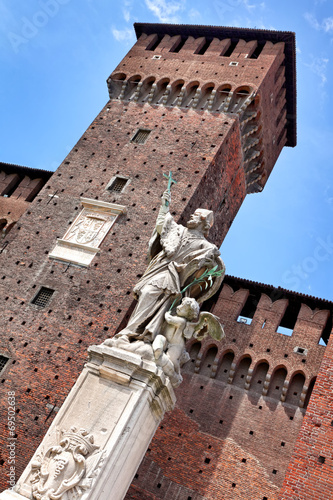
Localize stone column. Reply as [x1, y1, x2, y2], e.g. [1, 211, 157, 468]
[0, 345, 176, 500]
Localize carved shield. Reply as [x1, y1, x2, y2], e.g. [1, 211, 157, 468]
[74, 216, 105, 245]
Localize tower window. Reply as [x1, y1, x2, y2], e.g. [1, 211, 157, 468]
[31, 287, 55, 308]
[0, 355, 9, 372]
[131, 129, 151, 144]
[107, 177, 128, 193]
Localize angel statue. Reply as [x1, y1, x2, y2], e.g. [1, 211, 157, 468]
[103, 171, 225, 386]
[153, 297, 224, 387]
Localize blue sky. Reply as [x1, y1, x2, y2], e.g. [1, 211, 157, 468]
[1, 0, 333, 301]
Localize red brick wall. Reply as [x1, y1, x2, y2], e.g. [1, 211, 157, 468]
[0, 26, 295, 494]
[0, 100, 245, 490]
[279, 334, 333, 500]
[0, 167, 51, 236]
[125, 279, 328, 500]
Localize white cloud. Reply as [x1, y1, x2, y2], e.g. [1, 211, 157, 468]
[144, 0, 185, 23]
[111, 27, 135, 43]
[304, 55, 329, 87]
[122, 0, 132, 22]
[242, 0, 256, 11]
[188, 8, 200, 20]
[123, 9, 130, 22]
[304, 12, 333, 33]
[323, 17, 333, 32]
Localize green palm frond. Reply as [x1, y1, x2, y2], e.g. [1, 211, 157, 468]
[169, 266, 224, 311]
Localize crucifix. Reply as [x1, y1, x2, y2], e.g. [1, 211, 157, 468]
[163, 171, 177, 207]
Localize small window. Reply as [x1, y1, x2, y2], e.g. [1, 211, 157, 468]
[0, 355, 9, 372]
[237, 315, 252, 325]
[107, 177, 128, 193]
[294, 346, 308, 356]
[31, 287, 54, 308]
[131, 129, 151, 144]
[229, 61, 238, 66]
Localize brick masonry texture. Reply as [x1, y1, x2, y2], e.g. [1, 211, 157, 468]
[124, 277, 329, 500]
[278, 334, 333, 500]
[1, 23, 322, 500]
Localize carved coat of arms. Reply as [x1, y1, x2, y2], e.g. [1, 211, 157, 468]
[66, 215, 106, 246]
[30, 427, 104, 500]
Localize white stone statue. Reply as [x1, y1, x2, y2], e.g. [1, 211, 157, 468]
[103, 177, 225, 386]
[106, 188, 224, 340]
[153, 297, 224, 387]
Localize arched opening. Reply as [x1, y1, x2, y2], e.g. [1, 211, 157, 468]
[166, 80, 185, 107]
[216, 351, 234, 383]
[111, 72, 126, 81]
[151, 79, 170, 104]
[267, 366, 287, 401]
[182, 82, 200, 108]
[138, 77, 156, 103]
[199, 346, 218, 378]
[285, 372, 306, 407]
[212, 85, 232, 112]
[250, 361, 269, 394]
[229, 87, 252, 113]
[183, 342, 201, 373]
[304, 377, 316, 409]
[197, 84, 215, 110]
[123, 75, 141, 101]
[108, 73, 127, 99]
[233, 356, 252, 388]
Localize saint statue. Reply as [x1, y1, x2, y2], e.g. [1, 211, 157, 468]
[103, 173, 225, 385]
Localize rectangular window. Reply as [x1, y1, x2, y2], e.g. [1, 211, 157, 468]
[0, 355, 9, 372]
[237, 316, 252, 325]
[31, 287, 55, 308]
[107, 177, 128, 193]
[131, 129, 151, 144]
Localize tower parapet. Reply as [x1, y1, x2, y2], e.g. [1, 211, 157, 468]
[108, 23, 296, 194]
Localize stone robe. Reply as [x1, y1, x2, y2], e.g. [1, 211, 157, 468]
[118, 209, 220, 341]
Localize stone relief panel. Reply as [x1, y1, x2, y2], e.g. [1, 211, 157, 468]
[49, 198, 126, 267]
[30, 426, 105, 500]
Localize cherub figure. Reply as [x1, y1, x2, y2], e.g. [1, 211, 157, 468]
[153, 297, 224, 387]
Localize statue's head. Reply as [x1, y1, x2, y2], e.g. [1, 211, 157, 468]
[187, 209, 214, 236]
[177, 297, 200, 321]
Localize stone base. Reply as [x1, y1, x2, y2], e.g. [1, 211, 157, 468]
[0, 345, 175, 500]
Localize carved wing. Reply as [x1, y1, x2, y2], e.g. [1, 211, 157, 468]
[191, 312, 225, 342]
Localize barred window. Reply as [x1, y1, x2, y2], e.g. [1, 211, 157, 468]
[31, 287, 54, 307]
[131, 129, 151, 144]
[0, 355, 9, 372]
[107, 177, 128, 193]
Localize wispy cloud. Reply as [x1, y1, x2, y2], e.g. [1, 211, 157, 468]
[144, 0, 185, 23]
[122, 0, 132, 22]
[304, 12, 333, 33]
[304, 55, 329, 86]
[188, 8, 200, 20]
[111, 27, 135, 43]
[241, 0, 265, 11]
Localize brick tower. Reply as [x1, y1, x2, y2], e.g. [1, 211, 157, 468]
[0, 23, 296, 498]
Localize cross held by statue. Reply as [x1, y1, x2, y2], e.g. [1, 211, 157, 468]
[163, 171, 177, 207]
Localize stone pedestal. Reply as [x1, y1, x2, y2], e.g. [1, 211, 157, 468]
[0, 345, 176, 500]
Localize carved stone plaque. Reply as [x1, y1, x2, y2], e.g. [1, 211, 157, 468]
[49, 198, 126, 267]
